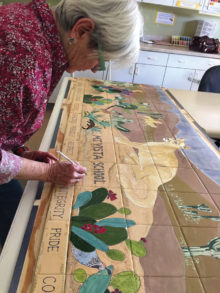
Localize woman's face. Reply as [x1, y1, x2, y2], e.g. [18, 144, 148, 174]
[65, 35, 101, 73]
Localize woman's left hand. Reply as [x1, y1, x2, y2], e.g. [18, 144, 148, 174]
[21, 151, 58, 163]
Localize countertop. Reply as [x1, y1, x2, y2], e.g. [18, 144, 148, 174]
[141, 42, 220, 59]
[167, 88, 220, 139]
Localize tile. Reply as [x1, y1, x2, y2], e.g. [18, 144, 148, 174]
[114, 142, 152, 165]
[159, 111, 181, 135]
[73, 184, 123, 211]
[180, 135, 210, 150]
[77, 161, 120, 188]
[140, 119, 174, 143]
[183, 148, 220, 171]
[65, 274, 81, 293]
[153, 101, 174, 112]
[67, 240, 134, 278]
[181, 227, 220, 277]
[186, 277, 206, 293]
[32, 274, 65, 293]
[127, 225, 198, 278]
[148, 143, 191, 168]
[143, 277, 205, 293]
[157, 167, 208, 194]
[69, 85, 84, 114]
[110, 107, 146, 143]
[77, 141, 116, 163]
[79, 115, 114, 144]
[36, 221, 69, 275]
[63, 113, 82, 142]
[47, 185, 74, 222]
[201, 277, 220, 293]
[210, 194, 220, 210]
[167, 191, 220, 227]
[192, 167, 220, 195]
[152, 190, 179, 226]
[118, 163, 162, 191]
[61, 140, 79, 161]
[67, 186, 135, 278]
[121, 189, 178, 226]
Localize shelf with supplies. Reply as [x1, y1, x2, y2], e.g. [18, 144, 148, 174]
[140, 0, 220, 16]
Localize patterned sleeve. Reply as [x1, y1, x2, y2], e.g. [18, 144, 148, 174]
[0, 150, 22, 184]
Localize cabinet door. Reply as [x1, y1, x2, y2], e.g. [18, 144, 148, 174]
[190, 70, 206, 91]
[133, 64, 166, 86]
[142, 0, 174, 6]
[108, 65, 134, 83]
[163, 67, 195, 90]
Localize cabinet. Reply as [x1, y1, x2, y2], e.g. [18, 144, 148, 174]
[108, 50, 220, 91]
[190, 69, 205, 90]
[162, 53, 220, 90]
[109, 65, 134, 83]
[163, 67, 194, 90]
[133, 64, 166, 86]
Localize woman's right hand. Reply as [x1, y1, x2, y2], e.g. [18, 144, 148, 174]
[46, 161, 87, 185]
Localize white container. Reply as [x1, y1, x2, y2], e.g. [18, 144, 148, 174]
[195, 20, 217, 38]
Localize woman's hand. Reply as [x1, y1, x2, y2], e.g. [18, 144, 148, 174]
[16, 156, 87, 186]
[21, 151, 58, 164]
[45, 161, 87, 185]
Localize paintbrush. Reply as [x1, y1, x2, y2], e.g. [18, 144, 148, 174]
[57, 150, 87, 174]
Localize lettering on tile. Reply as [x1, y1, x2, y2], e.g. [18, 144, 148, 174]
[48, 187, 74, 221]
[32, 274, 65, 293]
[36, 221, 69, 274]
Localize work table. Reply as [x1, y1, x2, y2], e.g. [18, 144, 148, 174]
[0, 78, 219, 293]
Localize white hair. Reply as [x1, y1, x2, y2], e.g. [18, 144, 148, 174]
[55, 0, 143, 66]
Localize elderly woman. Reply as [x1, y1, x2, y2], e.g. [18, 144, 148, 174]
[0, 0, 143, 245]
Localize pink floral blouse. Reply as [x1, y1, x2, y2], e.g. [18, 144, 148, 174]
[0, 0, 67, 183]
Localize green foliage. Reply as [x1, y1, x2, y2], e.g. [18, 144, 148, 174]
[70, 231, 95, 252]
[71, 216, 96, 227]
[81, 187, 108, 209]
[118, 207, 132, 215]
[71, 226, 109, 252]
[73, 268, 87, 283]
[110, 271, 140, 293]
[97, 218, 135, 228]
[79, 203, 117, 219]
[83, 94, 112, 106]
[79, 266, 113, 293]
[126, 239, 147, 257]
[73, 191, 92, 209]
[106, 249, 125, 261]
[94, 226, 128, 246]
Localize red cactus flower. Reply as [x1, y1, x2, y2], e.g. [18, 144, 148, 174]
[93, 225, 106, 234]
[141, 237, 147, 243]
[81, 223, 93, 232]
[107, 190, 117, 201]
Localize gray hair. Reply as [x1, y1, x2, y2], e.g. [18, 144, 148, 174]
[55, 0, 143, 65]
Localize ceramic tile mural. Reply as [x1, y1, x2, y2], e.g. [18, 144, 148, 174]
[18, 78, 220, 293]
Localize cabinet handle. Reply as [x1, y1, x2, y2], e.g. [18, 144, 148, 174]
[188, 76, 200, 84]
[177, 59, 185, 63]
[147, 56, 156, 61]
[134, 66, 139, 75]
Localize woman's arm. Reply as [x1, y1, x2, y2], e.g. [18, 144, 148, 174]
[15, 157, 87, 186]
